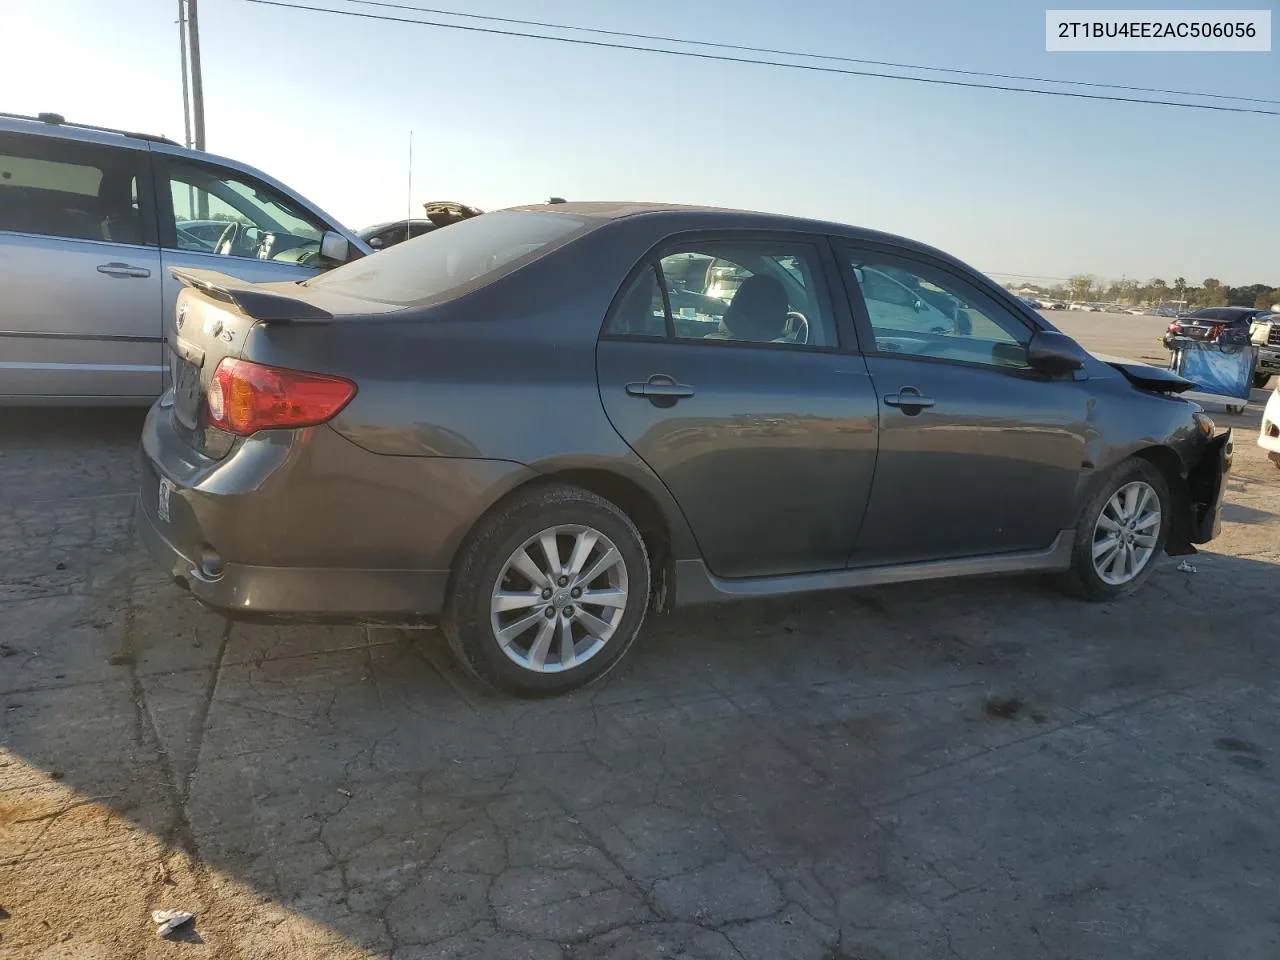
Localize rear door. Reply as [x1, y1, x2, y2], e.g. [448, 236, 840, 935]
[836, 243, 1090, 566]
[596, 234, 879, 579]
[0, 132, 162, 399]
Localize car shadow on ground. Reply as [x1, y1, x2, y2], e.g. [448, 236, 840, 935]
[4, 534, 1280, 957]
[2, 407, 1279, 958]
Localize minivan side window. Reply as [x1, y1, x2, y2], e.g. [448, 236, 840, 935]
[165, 159, 327, 263]
[0, 135, 148, 246]
[843, 250, 1032, 369]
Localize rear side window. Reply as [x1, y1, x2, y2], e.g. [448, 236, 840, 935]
[0, 134, 148, 246]
[604, 239, 839, 348]
[307, 210, 588, 305]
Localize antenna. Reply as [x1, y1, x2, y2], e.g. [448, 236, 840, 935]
[406, 130, 413, 245]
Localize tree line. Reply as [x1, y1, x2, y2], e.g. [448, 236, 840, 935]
[1011, 276, 1279, 311]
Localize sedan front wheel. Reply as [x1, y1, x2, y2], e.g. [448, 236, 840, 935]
[1061, 458, 1170, 601]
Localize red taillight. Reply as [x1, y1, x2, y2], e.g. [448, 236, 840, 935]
[1208, 324, 1225, 338]
[207, 358, 356, 436]
[1168, 322, 1179, 332]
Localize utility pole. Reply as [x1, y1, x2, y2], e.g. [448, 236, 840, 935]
[177, 0, 192, 149]
[188, 0, 206, 151]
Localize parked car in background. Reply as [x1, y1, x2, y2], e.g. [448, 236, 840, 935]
[1018, 296, 1043, 309]
[1043, 299, 1066, 310]
[1248, 313, 1279, 389]
[175, 218, 232, 250]
[357, 218, 437, 250]
[358, 201, 485, 251]
[139, 201, 1230, 696]
[1162, 307, 1266, 356]
[0, 111, 370, 403]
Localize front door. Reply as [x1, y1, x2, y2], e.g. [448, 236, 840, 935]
[597, 236, 878, 579]
[0, 133, 162, 399]
[838, 245, 1090, 566]
[154, 156, 337, 357]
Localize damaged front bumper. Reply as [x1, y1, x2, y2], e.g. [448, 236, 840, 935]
[1171, 428, 1233, 553]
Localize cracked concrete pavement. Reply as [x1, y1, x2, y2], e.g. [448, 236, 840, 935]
[2, 314, 1278, 959]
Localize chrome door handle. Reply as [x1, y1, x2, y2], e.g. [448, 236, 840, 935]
[97, 262, 151, 279]
[626, 375, 695, 406]
[883, 387, 935, 414]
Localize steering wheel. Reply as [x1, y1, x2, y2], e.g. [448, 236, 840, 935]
[214, 221, 260, 258]
[782, 310, 810, 344]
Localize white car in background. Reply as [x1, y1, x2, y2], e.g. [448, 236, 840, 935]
[1260, 383, 1280, 469]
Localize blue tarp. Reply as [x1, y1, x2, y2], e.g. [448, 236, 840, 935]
[1170, 341, 1255, 401]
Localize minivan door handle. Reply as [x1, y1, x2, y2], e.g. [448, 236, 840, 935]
[883, 386, 935, 414]
[626, 375, 695, 406]
[97, 262, 151, 279]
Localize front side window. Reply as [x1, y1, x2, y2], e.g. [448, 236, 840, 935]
[0, 136, 145, 246]
[606, 240, 837, 348]
[167, 160, 326, 262]
[845, 251, 1031, 369]
[308, 210, 588, 305]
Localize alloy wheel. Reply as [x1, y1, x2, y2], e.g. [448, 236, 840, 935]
[489, 524, 629, 673]
[1091, 480, 1161, 586]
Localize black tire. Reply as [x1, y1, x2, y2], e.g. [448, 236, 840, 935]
[1060, 457, 1171, 602]
[442, 484, 651, 697]
[1253, 372, 1272, 390]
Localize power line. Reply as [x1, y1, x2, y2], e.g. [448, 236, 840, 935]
[241, 0, 1280, 116]
[338, 0, 1280, 108]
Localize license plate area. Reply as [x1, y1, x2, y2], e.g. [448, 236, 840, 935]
[171, 350, 202, 430]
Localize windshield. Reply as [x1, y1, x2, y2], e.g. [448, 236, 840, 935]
[307, 210, 588, 305]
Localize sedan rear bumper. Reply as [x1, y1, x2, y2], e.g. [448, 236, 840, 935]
[136, 497, 449, 622]
[135, 397, 533, 623]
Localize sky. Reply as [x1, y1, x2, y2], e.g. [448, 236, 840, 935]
[4, 0, 1278, 285]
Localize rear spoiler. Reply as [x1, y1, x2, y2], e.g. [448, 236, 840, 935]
[170, 267, 333, 322]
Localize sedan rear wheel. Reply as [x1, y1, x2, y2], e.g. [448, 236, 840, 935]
[490, 524, 629, 675]
[444, 484, 650, 696]
[1061, 457, 1170, 601]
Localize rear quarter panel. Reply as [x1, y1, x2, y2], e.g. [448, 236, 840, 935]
[237, 217, 704, 560]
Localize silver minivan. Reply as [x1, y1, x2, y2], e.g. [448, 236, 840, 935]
[0, 113, 371, 403]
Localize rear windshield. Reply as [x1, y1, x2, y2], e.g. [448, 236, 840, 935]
[307, 210, 588, 306]
[1188, 308, 1248, 322]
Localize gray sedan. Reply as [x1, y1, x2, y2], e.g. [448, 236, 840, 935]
[138, 203, 1232, 696]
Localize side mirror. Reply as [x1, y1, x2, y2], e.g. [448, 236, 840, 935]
[320, 230, 350, 263]
[912, 299, 926, 312]
[368, 236, 383, 250]
[1027, 330, 1087, 376]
